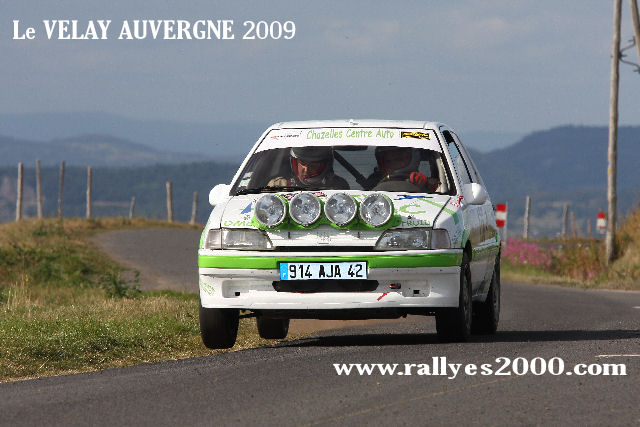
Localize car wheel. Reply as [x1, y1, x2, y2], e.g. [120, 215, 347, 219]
[256, 316, 290, 339]
[199, 303, 239, 349]
[436, 252, 472, 342]
[472, 254, 501, 334]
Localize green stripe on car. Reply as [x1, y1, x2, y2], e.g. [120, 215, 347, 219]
[415, 198, 459, 225]
[198, 252, 462, 269]
[472, 242, 501, 258]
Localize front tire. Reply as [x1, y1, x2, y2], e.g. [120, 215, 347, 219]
[256, 316, 290, 339]
[472, 254, 500, 334]
[436, 252, 472, 342]
[199, 304, 239, 349]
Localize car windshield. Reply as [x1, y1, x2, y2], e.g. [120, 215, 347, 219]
[231, 145, 455, 195]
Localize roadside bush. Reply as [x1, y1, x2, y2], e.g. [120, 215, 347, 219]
[503, 238, 605, 283]
[100, 271, 141, 299]
[502, 239, 552, 269]
[549, 240, 605, 281]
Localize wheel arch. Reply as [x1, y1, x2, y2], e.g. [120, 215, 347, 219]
[463, 241, 473, 263]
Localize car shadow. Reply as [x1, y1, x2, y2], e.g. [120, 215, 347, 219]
[276, 329, 639, 348]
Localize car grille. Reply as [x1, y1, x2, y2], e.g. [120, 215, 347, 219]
[272, 279, 379, 293]
[274, 246, 377, 252]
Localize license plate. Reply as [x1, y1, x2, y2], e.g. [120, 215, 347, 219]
[279, 262, 367, 280]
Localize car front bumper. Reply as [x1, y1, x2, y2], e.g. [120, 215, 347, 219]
[198, 249, 463, 311]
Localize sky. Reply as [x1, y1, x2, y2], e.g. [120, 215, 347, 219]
[1, 0, 639, 147]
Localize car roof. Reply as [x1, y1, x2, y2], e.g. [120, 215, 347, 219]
[268, 119, 445, 131]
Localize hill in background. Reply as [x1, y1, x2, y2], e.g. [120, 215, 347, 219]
[0, 134, 207, 167]
[470, 125, 640, 237]
[0, 112, 267, 162]
[0, 112, 523, 160]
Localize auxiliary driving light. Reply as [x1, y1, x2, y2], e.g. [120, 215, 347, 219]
[324, 193, 357, 226]
[289, 192, 322, 226]
[359, 193, 393, 227]
[254, 194, 286, 228]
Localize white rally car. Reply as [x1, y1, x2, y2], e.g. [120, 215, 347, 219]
[198, 120, 500, 348]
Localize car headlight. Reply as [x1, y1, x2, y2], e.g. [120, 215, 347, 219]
[360, 193, 393, 227]
[204, 229, 222, 249]
[375, 228, 451, 250]
[255, 194, 287, 228]
[222, 229, 273, 250]
[324, 193, 357, 226]
[289, 192, 322, 226]
[375, 228, 429, 250]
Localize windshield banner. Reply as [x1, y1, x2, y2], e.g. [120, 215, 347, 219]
[257, 128, 442, 152]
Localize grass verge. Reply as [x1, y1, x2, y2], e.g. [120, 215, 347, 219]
[0, 218, 275, 383]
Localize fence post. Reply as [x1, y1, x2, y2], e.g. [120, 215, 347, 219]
[190, 191, 198, 225]
[166, 181, 173, 223]
[129, 196, 136, 219]
[58, 161, 65, 218]
[570, 211, 576, 238]
[36, 159, 43, 219]
[523, 195, 531, 239]
[16, 162, 23, 221]
[86, 166, 92, 219]
[587, 218, 592, 238]
[561, 203, 568, 238]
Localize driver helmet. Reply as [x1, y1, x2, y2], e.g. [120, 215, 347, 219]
[290, 146, 334, 184]
[375, 146, 421, 178]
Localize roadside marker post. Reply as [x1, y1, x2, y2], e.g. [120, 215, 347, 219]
[597, 211, 607, 235]
[496, 203, 507, 247]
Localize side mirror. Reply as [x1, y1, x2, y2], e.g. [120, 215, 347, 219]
[462, 183, 487, 206]
[209, 184, 231, 206]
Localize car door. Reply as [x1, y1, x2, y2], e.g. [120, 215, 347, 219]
[454, 134, 498, 290]
[442, 129, 487, 294]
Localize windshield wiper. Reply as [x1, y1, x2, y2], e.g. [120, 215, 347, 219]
[235, 185, 307, 195]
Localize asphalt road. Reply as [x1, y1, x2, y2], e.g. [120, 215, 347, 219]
[91, 228, 203, 293]
[1, 230, 638, 426]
